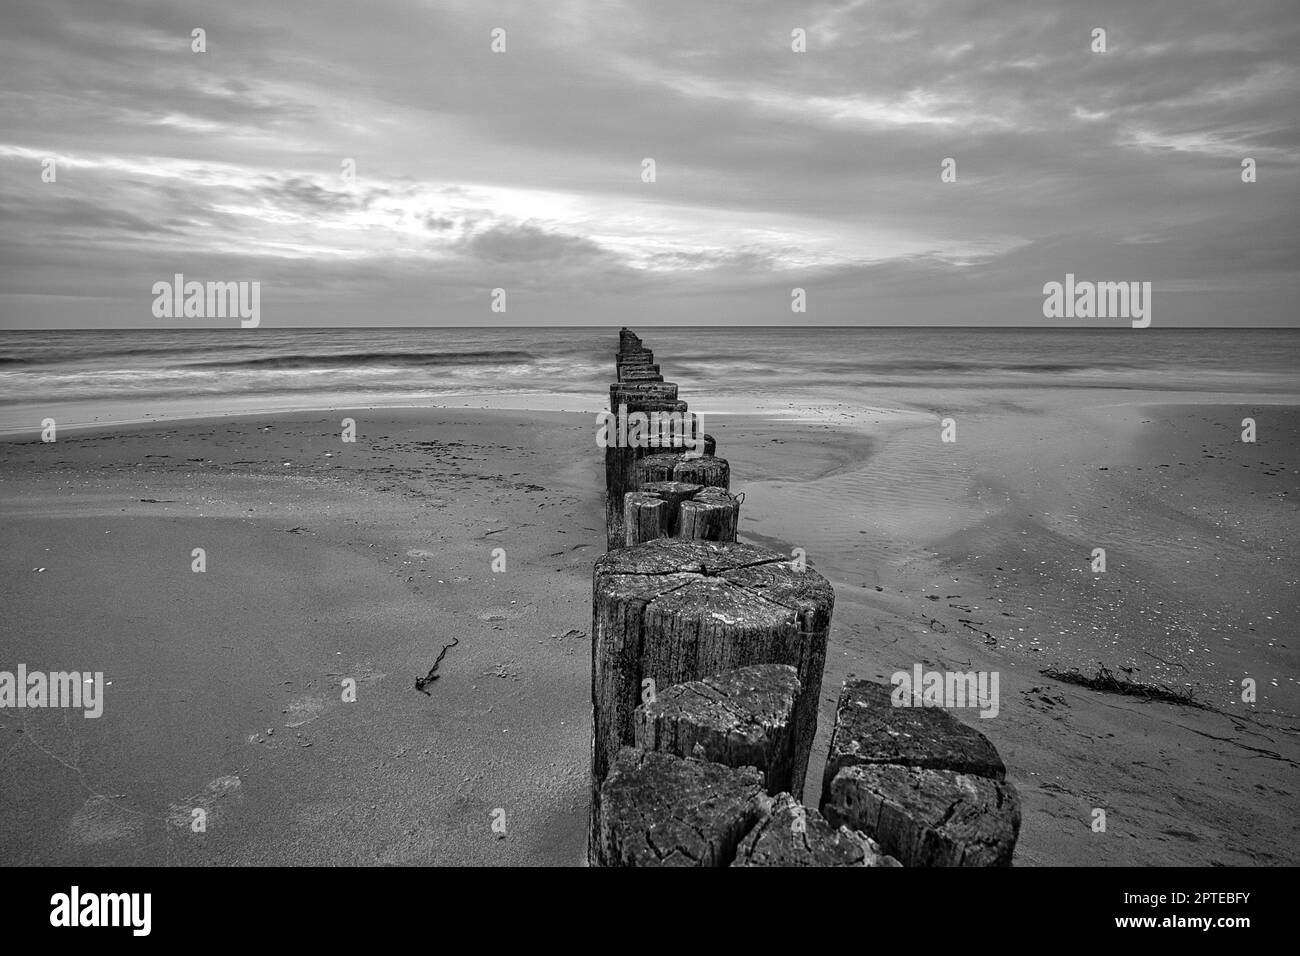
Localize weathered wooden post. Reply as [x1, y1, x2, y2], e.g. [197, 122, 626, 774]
[606, 665, 900, 867]
[677, 487, 739, 541]
[605, 403, 714, 550]
[621, 491, 666, 547]
[633, 664, 799, 794]
[610, 382, 678, 410]
[590, 538, 833, 857]
[618, 366, 663, 383]
[596, 749, 769, 867]
[622, 482, 739, 546]
[617, 348, 653, 365]
[634, 452, 729, 491]
[819, 678, 1021, 866]
[732, 793, 900, 867]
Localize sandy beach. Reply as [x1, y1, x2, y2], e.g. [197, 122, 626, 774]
[2, 387, 1296, 866]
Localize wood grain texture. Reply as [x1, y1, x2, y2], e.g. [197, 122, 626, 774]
[634, 452, 729, 491]
[596, 748, 769, 867]
[820, 677, 1007, 800]
[633, 663, 799, 794]
[609, 382, 679, 410]
[733, 792, 901, 867]
[678, 486, 739, 541]
[822, 763, 1021, 867]
[591, 539, 832, 810]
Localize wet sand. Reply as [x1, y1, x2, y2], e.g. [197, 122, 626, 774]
[1, 397, 1297, 865]
[1, 410, 600, 864]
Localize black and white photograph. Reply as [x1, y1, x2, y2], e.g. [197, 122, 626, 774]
[0, 0, 1295, 927]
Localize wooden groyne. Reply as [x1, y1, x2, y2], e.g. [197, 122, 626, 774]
[589, 328, 1021, 866]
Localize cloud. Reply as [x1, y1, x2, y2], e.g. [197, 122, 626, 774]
[0, 0, 1296, 326]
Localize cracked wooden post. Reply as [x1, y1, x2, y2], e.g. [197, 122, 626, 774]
[610, 382, 678, 410]
[590, 538, 832, 859]
[596, 748, 769, 867]
[616, 354, 655, 377]
[823, 764, 1019, 866]
[622, 481, 738, 546]
[634, 452, 729, 491]
[622, 492, 665, 547]
[678, 486, 738, 542]
[732, 793, 901, 867]
[603, 376, 686, 550]
[633, 663, 799, 794]
[606, 408, 712, 551]
[618, 366, 663, 383]
[818, 678, 1021, 866]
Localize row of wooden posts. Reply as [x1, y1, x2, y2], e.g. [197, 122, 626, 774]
[588, 329, 1022, 866]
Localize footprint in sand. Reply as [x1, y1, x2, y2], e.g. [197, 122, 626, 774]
[284, 695, 326, 728]
[478, 605, 535, 623]
[280, 667, 386, 730]
[165, 774, 242, 830]
[66, 795, 144, 846]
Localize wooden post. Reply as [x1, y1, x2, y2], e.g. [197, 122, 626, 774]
[591, 538, 833, 853]
[820, 678, 1007, 788]
[623, 481, 700, 546]
[633, 664, 799, 795]
[622, 492, 665, 547]
[822, 763, 1020, 867]
[618, 367, 663, 383]
[610, 382, 678, 409]
[605, 408, 714, 551]
[634, 453, 729, 491]
[678, 487, 738, 542]
[732, 793, 901, 867]
[620, 482, 738, 546]
[603, 394, 686, 551]
[818, 678, 1020, 866]
[596, 748, 769, 867]
[635, 480, 702, 517]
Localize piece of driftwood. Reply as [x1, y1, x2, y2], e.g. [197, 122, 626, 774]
[820, 677, 1007, 800]
[732, 792, 900, 867]
[591, 538, 832, 840]
[822, 763, 1021, 867]
[596, 748, 768, 867]
[633, 664, 799, 794]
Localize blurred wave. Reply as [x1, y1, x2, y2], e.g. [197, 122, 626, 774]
[0, 327, 1296, 406]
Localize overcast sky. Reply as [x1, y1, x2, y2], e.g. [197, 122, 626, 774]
[1, 0, 1296, 328]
